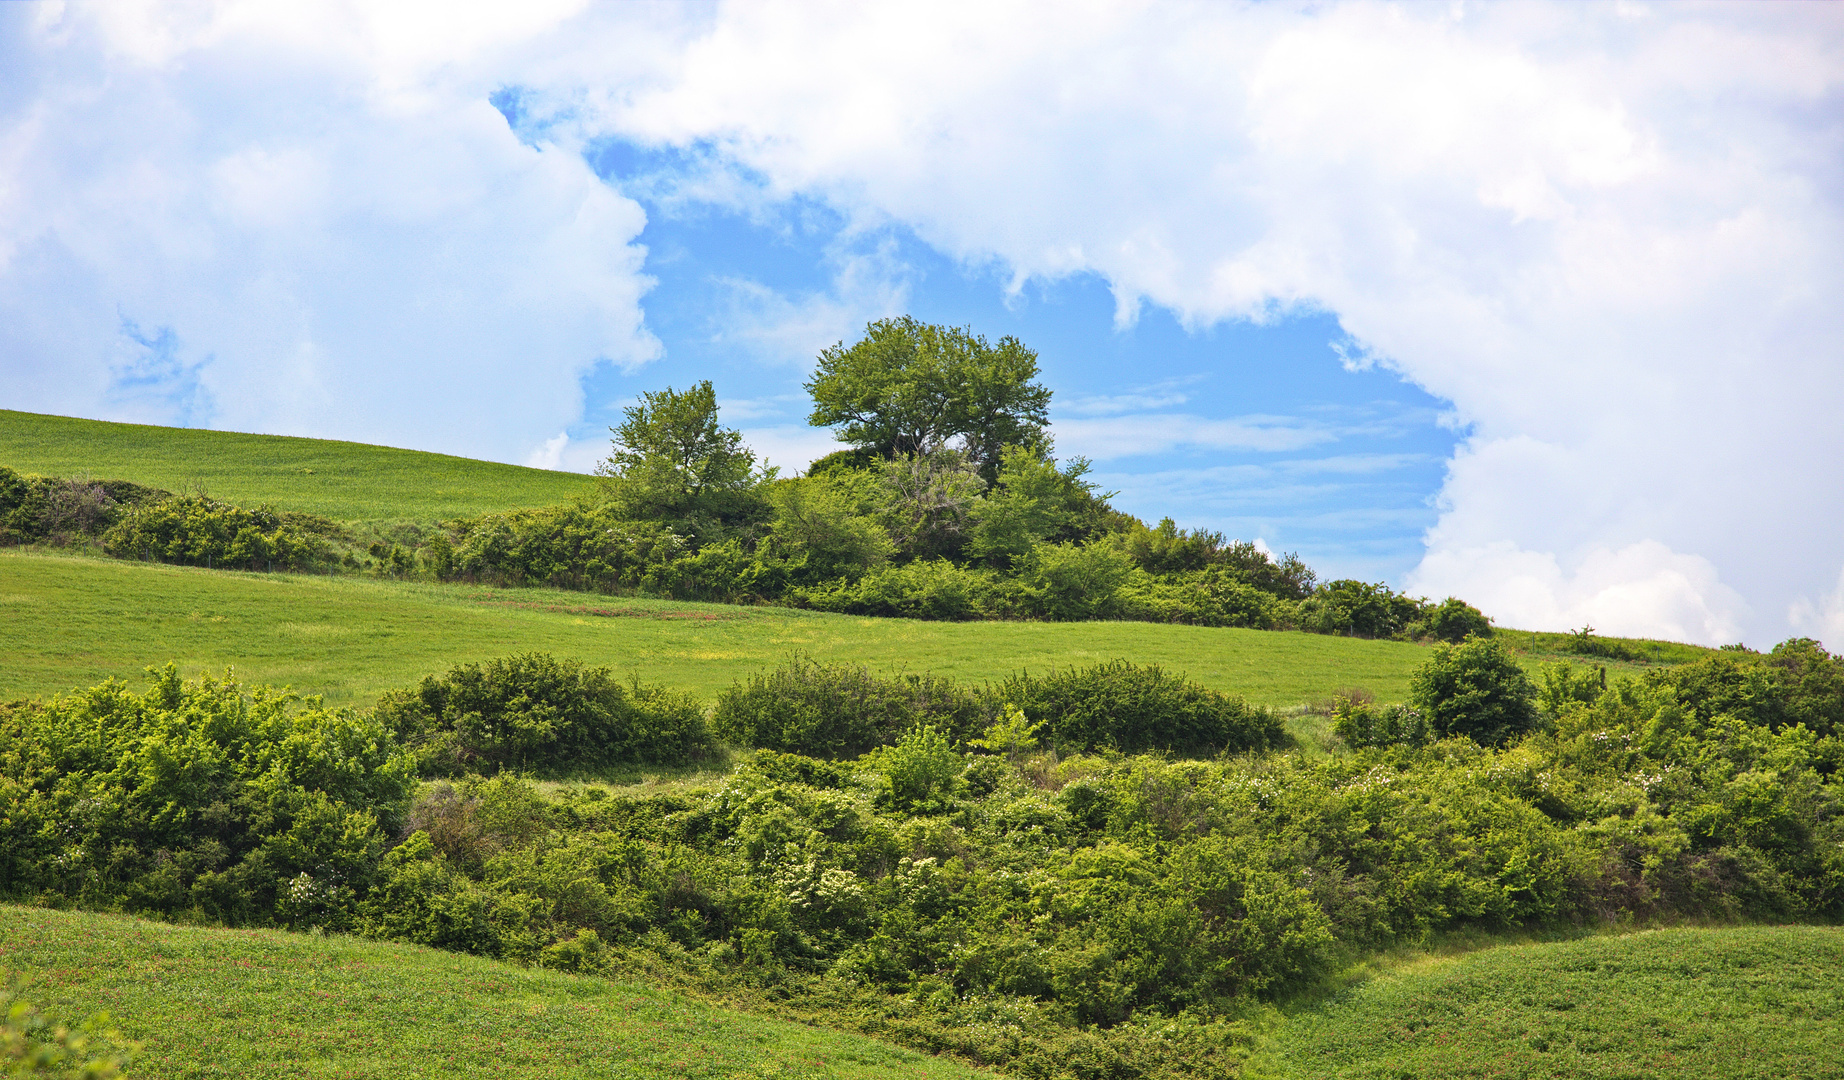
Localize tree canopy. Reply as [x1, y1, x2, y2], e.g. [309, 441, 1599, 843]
[805, 316, 1052, 475]
[596, 380, 767, 536]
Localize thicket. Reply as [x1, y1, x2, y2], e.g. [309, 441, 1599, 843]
[375, 653, 715, 774]
[0, 466, 165, 546]
[709, 656, 1282, 759]
[5, 640, 1843, 1079]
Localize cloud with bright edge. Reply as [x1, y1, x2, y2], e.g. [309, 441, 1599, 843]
[2, 0, 1841, 649]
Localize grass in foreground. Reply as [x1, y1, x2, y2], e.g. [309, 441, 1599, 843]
[0, 550, 1439, 709]
[1252, 925, 1844, 1080]
[0, 907, 982, 1080]
[0, 409, 596, 521]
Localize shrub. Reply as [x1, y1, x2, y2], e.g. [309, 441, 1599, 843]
[1412, 597, 1493, 643]
[997, 660, 1283, 755]
[101, 494, 338, 571]
[1000, 541, 1133, 620]
[864, 725, 963, 813]
[797, 559, 992, 619]
[710, 655, 983, 758]
[1298, 579, 1425, 638]
[1333, 697, 1432, 748]
[0, 467, 167, 546]
[375, 653, 715, 773]
[1409, 636, 1538, 745]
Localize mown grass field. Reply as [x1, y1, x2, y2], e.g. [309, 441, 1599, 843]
[0, 549, 1437, 709]
[0, 906, 984, 1080]
[0, 409, 597, 521]
[1254, 925, 1844, 1079]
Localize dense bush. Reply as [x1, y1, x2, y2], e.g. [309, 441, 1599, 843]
[1409, 635, 1539, 746]
[996, 660, 1284, 755]
[101, 494, 340, 571]
[0, 466, 167, 546]
[6, 655, 1844, 1080]
[0, 665, 413, 927]
[710, 655, 984, 758]
[1410, 597, 1493, 643]
[374, 653, 714, 773]
[1333, 697, 1432, 749]
[1297, 579, 1426, 638]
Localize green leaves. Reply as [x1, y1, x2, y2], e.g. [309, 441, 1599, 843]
[806, 316, 1051, 473]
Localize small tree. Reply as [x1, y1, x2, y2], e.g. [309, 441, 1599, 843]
[596, 381, 769, 539]
[806, 317, 1051, 476]
[1409, 635, 1538, 746]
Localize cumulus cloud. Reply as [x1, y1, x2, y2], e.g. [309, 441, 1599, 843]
[6, 1, 1841, 647]
[565, 1, 1844, 645]
[0, 1, 665, 463]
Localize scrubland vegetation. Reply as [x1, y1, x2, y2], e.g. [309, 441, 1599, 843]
[5, 321, 1840, 1078]
[4, 636, 1842, 1078]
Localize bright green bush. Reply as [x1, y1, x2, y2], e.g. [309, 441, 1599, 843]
[0, 466, 166, 547]
[999, 659, 1284, 755]
[99, 494, 338, 571]
[1410, 635, 1539, 746]
[1333, 698, 1432, 749]
[1297, 579, 1425, 638]
[1411, 597, 1493, 643]
[710, 655, 983, 758]
[373, 653, 714, 773]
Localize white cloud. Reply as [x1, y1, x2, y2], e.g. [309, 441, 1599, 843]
[0, 1, 666, 463]
[565, 1, 1844, 645]
[6, 1, 1841, 647]
[1790, 566, 1844, 653]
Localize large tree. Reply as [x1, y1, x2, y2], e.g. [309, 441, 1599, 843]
[596, 381, 768, 538]
[805, 317, 1052, 475]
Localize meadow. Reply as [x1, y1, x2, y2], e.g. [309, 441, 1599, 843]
[0, 548, 1442, 709]
[1256, 926, 1844, 1079]
[7, 906, 1835, 1080]
[0, 409, 596, 521]
[0, 906, 983, 1080]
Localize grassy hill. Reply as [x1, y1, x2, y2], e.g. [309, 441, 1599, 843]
[0, 906, 983, 1080]
[0, 549, 1436, 709]
[1253, 925, 1844, 1079]
[7, 906, 1836, 1080]
[0, 409, 597, 521]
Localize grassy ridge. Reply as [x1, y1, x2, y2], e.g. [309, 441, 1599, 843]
[0, 409, 596, 521]
[0, 906, 982, 1080]
[0, 550, 1436, 708]
[1255, 926, 1844, 1079]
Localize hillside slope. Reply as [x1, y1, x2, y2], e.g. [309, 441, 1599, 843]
[1255, 925, 1844, 1079]
[0, 409, 596, 520]
[0, 905, 985, 1080]
[0, 549, 1434, 707]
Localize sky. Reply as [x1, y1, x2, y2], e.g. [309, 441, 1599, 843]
[1, 1, 1840, 649]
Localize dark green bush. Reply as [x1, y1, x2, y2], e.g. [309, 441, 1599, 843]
[1409, 636, 1539, 745]
[101, 494, 339, 571]
[1412, 597, 1493, 643]
[710, 655, 984, 758]
[998, 659, 1284, 755]
[1298, 579, 1425, 638]
[0, 466, 167, 546]
[375, 653, 714, 773]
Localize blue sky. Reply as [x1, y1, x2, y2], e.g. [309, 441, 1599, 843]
[2, 2, 1840, 647]
[556, 127, 1462, 581]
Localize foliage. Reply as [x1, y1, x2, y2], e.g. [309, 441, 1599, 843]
[0, 665, 413, 928]
[761, 473, 893, 583]
[994, 659, 1284, 755]
[1, 986, 135, 1079]
[0, 467, 166, 547]
[710, 655, 984, 759]
[1410, 597, 1493, 643]
[1409, 636, 1539, 746]
[7, 654, 1844, 1080]
[595, 381, 771, 542]
[373, 653, 715, 773]
[99, 494, 340, 571]
[873, 450, 985, 561]
[1332, 697, 1432, 749]
[966, 445, 1111, 567]
[1297, 579, 1425, 638]
[806, 317, 1051, 475]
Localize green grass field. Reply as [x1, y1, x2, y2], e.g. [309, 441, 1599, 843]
[0, 409, 597, 521]
[0, 906, 983, 1080]
[0, 549, 1437, 709]
[1254, 925, 1844, 1079]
